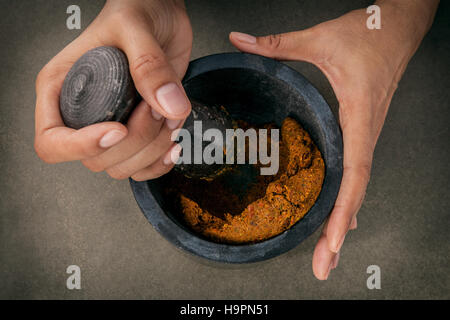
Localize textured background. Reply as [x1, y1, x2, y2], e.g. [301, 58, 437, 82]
[0, 0, 449, 299]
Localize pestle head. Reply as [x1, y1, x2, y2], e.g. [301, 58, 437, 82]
[177, 100, 234, 179]
[59, 46, 234, 179]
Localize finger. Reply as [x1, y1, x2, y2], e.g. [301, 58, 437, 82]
[116, 22, 191, 120]
[35, 123, 128, 164]
[35, 71, 127, 163]
[105, 119, 184, 180]
[326, 109, 373, 253]
[81, 100, 163, 172]
[312, 232, 337, 280]
[131, 143, 182, 181]
[229, 29, 320, 62]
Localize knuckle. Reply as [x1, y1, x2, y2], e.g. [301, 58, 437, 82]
[265, 34, 283, 51]
[77, 142, 97, 159]
[357, 163, 372, 180]
[36, 62, 68, 94]
[34, 140, 48, 162]
[135, 122, 158, 145]
[131, 165, 172, 181]
[106, 167, 130, 180]
[34, 138, 55, 164]
[346, 163, 372, 182]
[81, 159, 104, 173]
[130, 173, 148, 182]
[131, 171, 159, 182]
[131, 53, 167, 81]
[35, 67, 51, 91]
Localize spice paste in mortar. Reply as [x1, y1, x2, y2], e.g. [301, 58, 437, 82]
[162, 117, 324, 244]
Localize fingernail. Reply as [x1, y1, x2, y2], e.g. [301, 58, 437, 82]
[166, 119, 181, 130]
[156, 83, 189, 116]
[99, 130, 126, 148]
[231, 31, 257, 44]
[163, 144, 182, 165]
[151, 107, 163, 121]
[331, 252, 340, 269]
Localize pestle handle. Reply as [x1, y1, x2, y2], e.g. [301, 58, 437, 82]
[60, 46, 139, 129]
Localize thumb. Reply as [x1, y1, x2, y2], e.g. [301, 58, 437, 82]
[229, 30, 319, 63]
[35, 122, 128, 164]
[118, 28, 191, 121]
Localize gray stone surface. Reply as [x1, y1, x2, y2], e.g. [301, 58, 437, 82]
[0, 0, 448, 299]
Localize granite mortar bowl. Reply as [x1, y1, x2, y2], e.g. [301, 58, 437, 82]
[130, 52, 343, 263]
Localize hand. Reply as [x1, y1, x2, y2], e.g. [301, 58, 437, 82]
[35, 0, 192, 181]
[230, 0, 438, 279]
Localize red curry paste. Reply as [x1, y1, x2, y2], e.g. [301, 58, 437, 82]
[162, 117, 325, 244]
